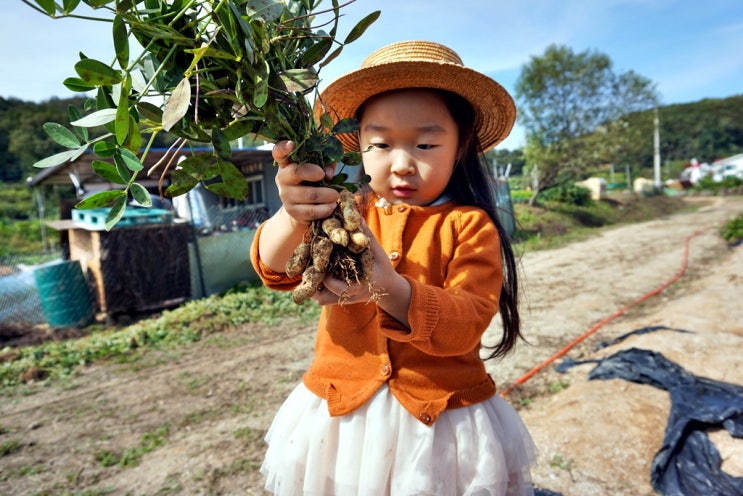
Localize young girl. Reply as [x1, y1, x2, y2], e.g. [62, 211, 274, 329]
[250, 40, 536, 495]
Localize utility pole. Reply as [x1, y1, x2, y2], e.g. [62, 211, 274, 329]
[654, 108, 661, 190]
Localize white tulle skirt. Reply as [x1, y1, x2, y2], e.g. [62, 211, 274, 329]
[261, 383, 537, 496]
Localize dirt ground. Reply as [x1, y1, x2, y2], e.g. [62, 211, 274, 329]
[1, 195, 742, 496]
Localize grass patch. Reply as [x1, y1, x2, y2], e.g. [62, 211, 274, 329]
[549, 454, 575, 471]
[513, 193, 689, 251]
[0, 463, 45, 481]
[721, 212, 743, 243]
[1, 284, 320, 390]
[0, 439, 22, 457]
[95, 424, 171, 468]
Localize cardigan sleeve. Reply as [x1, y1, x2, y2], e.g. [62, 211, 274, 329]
[249, 221, 302, 291]
[377, 209, 502, 356]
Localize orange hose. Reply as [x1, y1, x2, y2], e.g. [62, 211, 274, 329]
[499, 228, 708, 398]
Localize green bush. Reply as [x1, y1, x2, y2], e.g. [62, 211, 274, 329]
[0, 218, 44, 255]
[511, 189, 533, 204]
[694, 175, 743, 192]
[721, 213, 743, 243]
[0, 184, 35, 220]
[540, 183, 593, 206]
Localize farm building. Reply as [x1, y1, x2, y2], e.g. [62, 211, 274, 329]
[21, 146, 279, 324]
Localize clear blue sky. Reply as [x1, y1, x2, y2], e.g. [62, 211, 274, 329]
[4, 0, 742, 149]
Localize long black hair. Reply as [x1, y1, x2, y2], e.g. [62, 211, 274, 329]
[438, 89, 523, 360]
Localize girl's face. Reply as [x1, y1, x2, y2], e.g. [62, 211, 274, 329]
[359, 89, 460, 206]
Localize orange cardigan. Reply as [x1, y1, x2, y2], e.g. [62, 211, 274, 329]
[250, 197, 503, 425]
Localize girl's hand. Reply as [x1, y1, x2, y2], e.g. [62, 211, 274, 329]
[273, 141, 339, 224]
[258, 141, 340, 273]
[312, 222, 412, 328]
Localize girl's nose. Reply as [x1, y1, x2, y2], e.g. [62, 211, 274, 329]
[390, 150, 416, 175]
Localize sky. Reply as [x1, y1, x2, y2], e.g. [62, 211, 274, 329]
[3, 0, 743, 150]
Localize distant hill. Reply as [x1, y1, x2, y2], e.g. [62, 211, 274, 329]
[1, 94, 742, 184]
[623, 94, 743, 170]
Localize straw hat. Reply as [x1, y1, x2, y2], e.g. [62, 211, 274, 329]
[316, 40, 516, 153]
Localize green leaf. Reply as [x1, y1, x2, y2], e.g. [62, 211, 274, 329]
[96, 86, 116, 111]
[278, 69, 318, 93]
[320, 113, 334, 132]
[113, 15, 129, 69]
[177, 153, 215, 178]
[128, 19, 194, 45]
[116, 148, 143, 172]
[130, 183, 153, 207]
[93, 141, 118, 157]
[68, 105, 88, 141]
[115, 82, 131, 145]
[341, 151, 362, 166]
[71, 108, 117, 127]
[169, 121, 211, 142]
[343, 11, 381, 45]
[87, 0, 115, 7]
[116, 0, 134, 12]
[105, 196, 128, 231]
[43, 122, 81, 149]
[205, 161, 248, 200]
[183, 45, 240, 62]
[330, 173, 349, 185]
[213, 5, 244, 60]
[33, 146, 88, 168]
[162, 78, 191, 131]
[123, 115, 142, 153]
[223, 120, 259, 141]
[165, 169, 200, 197]
[211, 128, 232, 160]
[245, 0, 285, 21]
[34, 0, 56, 16]
[62, 0, 82, 15]
[253, 60, 269, 108]
[319, 45, 344, 68]
[300, 37, 332, 67]
[62, 77, 97, 93]
[92, 160, 127, 184]
[323, 135, 345, 163]
[75, 189, 126, 210]
[332, 118, 360, 135]
[137, 101, 163, 123]
[75, 59, 123, 86]
[227, 2, 255, 64]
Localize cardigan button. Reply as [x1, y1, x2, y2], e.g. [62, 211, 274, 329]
[397, 206, 406, 212]
[388, 251, 400, 261]
[419, 412, 432, 424]
[381, 365, 391, 376]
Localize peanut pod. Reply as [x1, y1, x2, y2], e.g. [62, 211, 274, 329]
[339, 189, 362, 231]
[348, 230, 370, 254]
[286, 240, 311, 277]
[292, 266, 325, 304]
[328, 227, 349, 246]
[312, 237, 333, 271]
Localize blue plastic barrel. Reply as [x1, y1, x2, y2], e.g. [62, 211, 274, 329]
[34, 260, 93, 329]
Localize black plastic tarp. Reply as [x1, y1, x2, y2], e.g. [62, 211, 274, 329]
[587, 346, 743, 496]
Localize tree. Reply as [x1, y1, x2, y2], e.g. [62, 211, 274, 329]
[483, 148, 526, 177]
[515, 44, 659, 205]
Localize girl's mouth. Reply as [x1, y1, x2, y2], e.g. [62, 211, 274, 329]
[392, 186, 416, 198]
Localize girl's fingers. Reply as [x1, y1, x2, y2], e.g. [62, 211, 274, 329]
[272, 140, 295, 166]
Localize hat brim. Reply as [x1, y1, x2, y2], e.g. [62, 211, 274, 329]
[316, 61, 516, 153]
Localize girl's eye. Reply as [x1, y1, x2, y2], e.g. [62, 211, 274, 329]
[418, 144, 435, 150]
[370, 143, 388, 149]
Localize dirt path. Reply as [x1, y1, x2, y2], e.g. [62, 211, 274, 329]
[1, 195, 742, 496]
